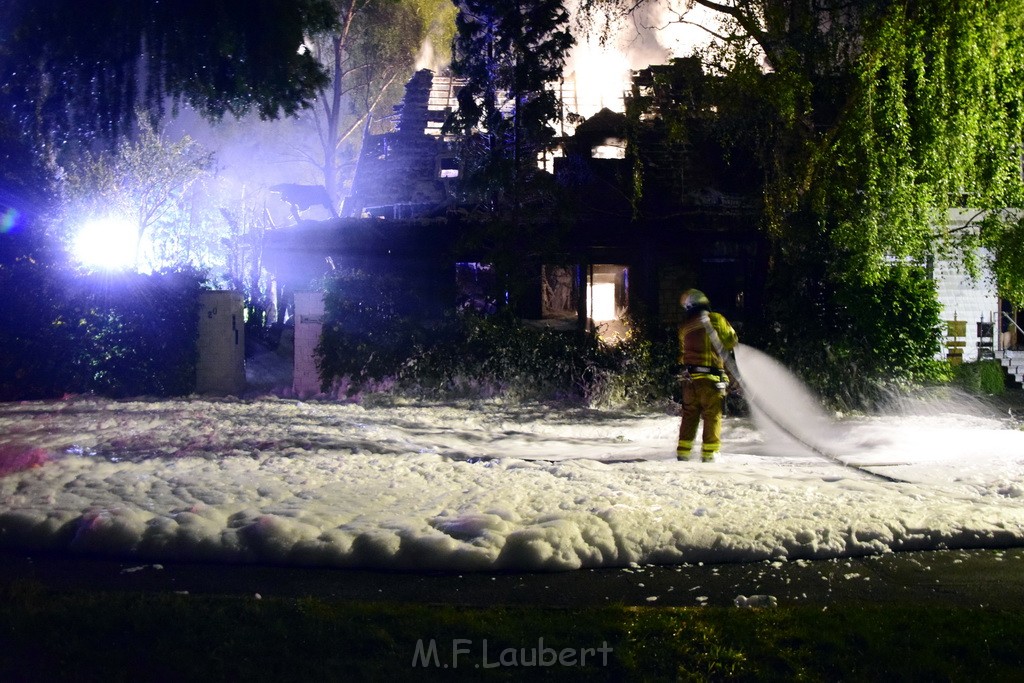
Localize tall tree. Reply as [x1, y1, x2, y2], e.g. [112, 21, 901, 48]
[0, 0, 337, 152]
[302, 0, 456, 206]
[584, 0, 1024, 394]
[59, 116, 213, 270]
[444, 0, 575, 313]
[447, 0, 574, 216]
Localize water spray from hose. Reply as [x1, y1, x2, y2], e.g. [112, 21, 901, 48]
[699, 313, 904, 483]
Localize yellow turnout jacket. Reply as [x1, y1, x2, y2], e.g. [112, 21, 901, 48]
[677, 312, 738, 380]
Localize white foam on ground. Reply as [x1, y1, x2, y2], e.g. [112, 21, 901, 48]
[2, 385, 1024, 571]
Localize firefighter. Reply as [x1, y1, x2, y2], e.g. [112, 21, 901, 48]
[677, 289, 738, 462]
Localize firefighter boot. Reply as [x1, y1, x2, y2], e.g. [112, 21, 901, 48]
[676, 440, 693, 461]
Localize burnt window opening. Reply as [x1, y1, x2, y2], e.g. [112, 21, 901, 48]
[456, 262, 499, 315]
[542, 265, 578, 321]
[588, 264, 629, 342]
[587, 264, 628, 321]
[591, 137, 626, 159]
[540, 264, 629, 340]
[438, 157, 460, 179]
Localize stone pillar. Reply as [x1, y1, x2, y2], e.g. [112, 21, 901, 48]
[293, 291, 326, 396]
[196, 291, 246, 395]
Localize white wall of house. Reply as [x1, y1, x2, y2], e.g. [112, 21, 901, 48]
[934, 257, 999, 362]
[934, 210, 1000, 362]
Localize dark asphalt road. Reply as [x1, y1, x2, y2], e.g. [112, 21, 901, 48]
[3, 547, 1024, 609]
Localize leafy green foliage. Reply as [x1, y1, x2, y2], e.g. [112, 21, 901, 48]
[982, 213, 1024, 307]
[315, 267, 599, 399]
[821, 1, 1024, 282]
[953, 360, 1007, 397]
[758, 255, 944, 408]
[757, 1, 1023, 403]
[315, 270, 679, 405]
[447, 0, 574, 215]
[2, 0, 337, 145]
[62, 270, 206, 398]
[598, 0, 1024, 400]
[421, 312, 605, 401]
[316, 269, 434, 390]
[0, 264, 205, 400]
[585, 316, 679, 408]
[57, 116, 213, 270]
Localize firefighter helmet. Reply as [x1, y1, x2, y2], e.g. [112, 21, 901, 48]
[680, 289, 710, 313]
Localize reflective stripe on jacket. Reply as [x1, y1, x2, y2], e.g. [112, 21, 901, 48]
[677, 311, 738, 380]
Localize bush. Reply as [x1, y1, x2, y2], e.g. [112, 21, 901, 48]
[423, 312, 604, 401]
[63, 269, 205, 397]
[0, 262, 205, 400]
[315, 269, 433, 390]
[953, 360, 1006, 396]
[0, 256, 70, 400]
[758, 260, 945, 410]
[584, 318, 679, 408]
[315, 270, 680, 406]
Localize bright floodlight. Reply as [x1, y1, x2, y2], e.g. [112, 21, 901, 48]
[73, 217, 138, 271]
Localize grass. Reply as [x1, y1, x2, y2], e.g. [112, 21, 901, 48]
[2, 580, 1023, 681]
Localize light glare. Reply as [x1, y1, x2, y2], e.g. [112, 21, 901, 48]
[588, 282, 617, 321]
[73, 217, 138, 271]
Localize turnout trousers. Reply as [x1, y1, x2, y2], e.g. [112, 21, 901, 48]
[678, 377, 724, 460]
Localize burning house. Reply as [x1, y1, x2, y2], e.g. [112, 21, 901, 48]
[259, 59, 1024, 397]
[264, 60, 766, 339]
[342, 69, 465, 220]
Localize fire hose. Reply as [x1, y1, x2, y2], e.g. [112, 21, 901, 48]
[699, 312, 904, 483]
